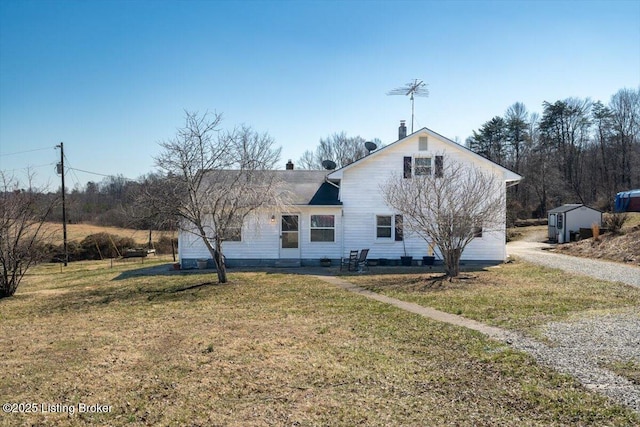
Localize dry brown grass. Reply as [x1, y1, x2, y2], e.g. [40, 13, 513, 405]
[1, 260, 638, 425]
[41, 222, 174, 246]
[555, 227, 640, 265]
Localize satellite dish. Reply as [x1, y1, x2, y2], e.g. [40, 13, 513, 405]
[365, 141, 378, 152]
[321, 160, 337, 170]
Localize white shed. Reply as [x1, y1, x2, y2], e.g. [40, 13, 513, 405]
[547, 204, 602, 243]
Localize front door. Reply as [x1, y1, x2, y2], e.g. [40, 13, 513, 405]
[280, 214, 300, 259]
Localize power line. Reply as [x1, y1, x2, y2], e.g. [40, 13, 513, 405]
[0, 146, 55, 157]
[0, 162, 56, 174]
[67, 166, 116, 178]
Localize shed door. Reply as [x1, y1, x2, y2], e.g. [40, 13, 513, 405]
[280, 214, 300, 259]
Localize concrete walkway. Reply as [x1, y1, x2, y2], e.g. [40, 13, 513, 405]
[317, 275, 510, 341]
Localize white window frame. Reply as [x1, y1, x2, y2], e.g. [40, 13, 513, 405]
[414, 156, 432, 176]
[222, 223, 242, 242]
[375, 214, 403, 241]
[310, 214, 335, 242]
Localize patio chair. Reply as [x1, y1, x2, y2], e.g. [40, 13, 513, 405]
[340, 250, 359, 271]
[356, 249, 369, 272]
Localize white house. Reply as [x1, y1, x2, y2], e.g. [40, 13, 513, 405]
[178, 122, 522, 268]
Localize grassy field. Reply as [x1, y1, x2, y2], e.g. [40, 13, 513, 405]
[42, 222, 174, 246]
[1, 259, 639, 426]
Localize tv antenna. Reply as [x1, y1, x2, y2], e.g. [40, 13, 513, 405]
[387, 79, 429, 133]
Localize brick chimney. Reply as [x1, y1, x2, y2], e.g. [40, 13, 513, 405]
[399, 120, 407, 139]
[286, 159, 294, 170]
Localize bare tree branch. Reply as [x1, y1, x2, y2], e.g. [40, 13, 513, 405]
[381, 154, 505, 277]
[0, 171, 57, 298]
[143, 111, 286, 283]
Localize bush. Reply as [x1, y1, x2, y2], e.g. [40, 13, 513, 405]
[154, 235, 178, 255]
[602, 212, 628, 235]
[80, 233, 136, 259]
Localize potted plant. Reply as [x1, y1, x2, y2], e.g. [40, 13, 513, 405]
[400, 234, 413, 266]
[320, 257, 331, 267]
[422, 241, 436, 266]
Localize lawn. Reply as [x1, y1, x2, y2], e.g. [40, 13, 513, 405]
[345, 260, 640, 332]
[1, 258, 638, 426]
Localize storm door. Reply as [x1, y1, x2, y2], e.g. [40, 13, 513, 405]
[280, 214, 300, 259]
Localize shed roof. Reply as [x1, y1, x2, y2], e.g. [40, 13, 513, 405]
[548, 204, 601, 214]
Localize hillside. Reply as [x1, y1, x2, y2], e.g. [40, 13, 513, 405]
[554, 213, 640, 266]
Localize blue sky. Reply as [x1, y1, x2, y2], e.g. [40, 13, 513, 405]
[1, 0, 638, 190]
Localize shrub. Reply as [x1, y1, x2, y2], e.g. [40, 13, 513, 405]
[154, 235, 178, 255]
[602, 212, 628, 235]
[80, 233, 136, 259]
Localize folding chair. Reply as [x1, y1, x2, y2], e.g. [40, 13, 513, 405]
[340, 250, 359, 271]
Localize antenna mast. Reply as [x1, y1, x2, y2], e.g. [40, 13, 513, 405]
[387, 79, 429, 133]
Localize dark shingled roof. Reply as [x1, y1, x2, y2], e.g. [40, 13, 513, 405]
[309, 182, 341, 205]
[201, 169, 340, 205]
[278, 170, 341, 205]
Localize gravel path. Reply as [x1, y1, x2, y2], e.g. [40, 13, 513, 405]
[503, 311, 640, 413]
[507, 240, 640, 288]
[317, 268, 640, 414]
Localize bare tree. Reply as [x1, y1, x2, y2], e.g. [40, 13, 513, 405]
[298, 132, 381, 169]
[149, 111, 285, 283]
[0, 172, 56, 298]
[381, 155, 506, 277]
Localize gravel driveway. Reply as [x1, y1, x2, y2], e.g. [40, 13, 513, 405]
[507, 239, 640, 288]
[505, 238, 640, 413]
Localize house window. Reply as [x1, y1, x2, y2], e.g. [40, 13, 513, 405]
[376, 215, 403, 240]
[310, 215, 335, 242]
[473, 226, 483, 238]
[415, 157, 432, 176]
[222, 219, 242, 242]
[419, 136, 428, 151]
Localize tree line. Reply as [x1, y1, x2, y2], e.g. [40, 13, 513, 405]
[466, 87, 640, 219]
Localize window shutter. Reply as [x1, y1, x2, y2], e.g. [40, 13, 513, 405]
[435, 155, 443, 178]
[394, 215, 404, 241]
[403, 156, 412, 178]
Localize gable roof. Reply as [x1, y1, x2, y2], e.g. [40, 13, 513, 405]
[327, 126, 522, 183]
[548, 204, 601, 214]
[201, 169, 337, 206]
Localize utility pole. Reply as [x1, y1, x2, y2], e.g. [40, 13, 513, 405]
[56, 142, 68, 266]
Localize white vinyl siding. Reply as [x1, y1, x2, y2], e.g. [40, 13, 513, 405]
[337, 131, 508, 261]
